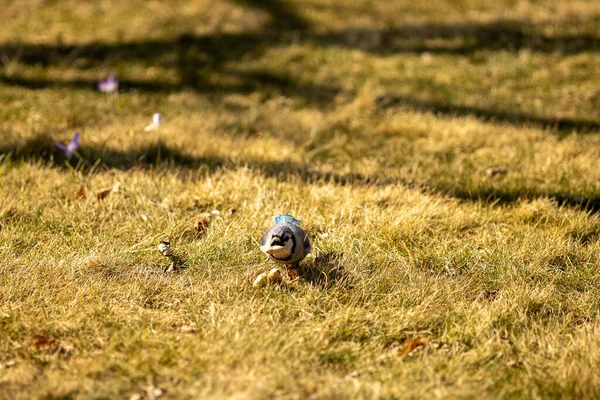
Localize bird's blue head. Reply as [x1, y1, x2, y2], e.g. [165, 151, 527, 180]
[273, 214, 301, 226]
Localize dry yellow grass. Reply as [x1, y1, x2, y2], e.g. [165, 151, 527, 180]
[1, 1, 600, 399]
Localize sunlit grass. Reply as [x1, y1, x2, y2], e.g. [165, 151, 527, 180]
[1, 1, 600, 399]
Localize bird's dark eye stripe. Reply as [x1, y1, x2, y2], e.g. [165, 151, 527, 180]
[273, 234, 291, 241]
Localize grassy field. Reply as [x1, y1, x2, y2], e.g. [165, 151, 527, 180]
[1, 0, 600, 398]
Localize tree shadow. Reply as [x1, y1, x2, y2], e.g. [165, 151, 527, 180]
[375, 93, 600, 134]
[0, 132, 388, 186]
[232, 0, 309, 31]
[0, 133, 225, 172]
[438, 186, 600, 214]
[0, 75, 172, 93]
[0, 14, 597, 108]
[318, 19, 600, 55]
[0, 30, 340, 104]
[2, 133, 600, 214]
[0, 68, 340, 103]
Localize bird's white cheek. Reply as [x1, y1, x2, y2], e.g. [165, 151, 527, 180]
[269, 248, 291, 259]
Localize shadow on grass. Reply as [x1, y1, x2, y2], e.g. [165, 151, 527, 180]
[2, 133, 600, 213]
[0, 66, 340, 105]
[1, 9, 599, 121]
[299, 252, 353, 289]
[232, 0, 309, 30]
[1, 19, 597, 70]
[0, 133, 388, 186]
[319, 19, 600, 55]
[3, 132, 600, 214]
[442, 187, 600, 215]
[375, 93, 600, 134]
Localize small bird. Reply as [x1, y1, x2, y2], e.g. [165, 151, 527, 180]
[260, 214, 311, 266]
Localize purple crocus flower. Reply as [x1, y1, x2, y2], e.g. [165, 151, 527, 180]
[98, 74, 118, 93]
[144, 113, 162, 132]
[55, 132, 81, 159]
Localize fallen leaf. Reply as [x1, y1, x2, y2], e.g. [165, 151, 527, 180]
[96, 182, 121, 200]
[76, 185, 86, 199]
[4, 360, 16, 368]
[400, 337, 425, 357]
[164, 260, 180, 273]
[195, 212, 215, 233]
[31, 335, 57, 350]
[210, 209, 221, 216]
[195, 220, 210, 232]
[96, 188, 111, 200]
[287, 269, 299, 281]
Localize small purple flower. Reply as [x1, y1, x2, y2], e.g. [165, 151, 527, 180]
[55, 132, 80, 159]
[98, 74, 118, 93]
[145, 113, 162, 132]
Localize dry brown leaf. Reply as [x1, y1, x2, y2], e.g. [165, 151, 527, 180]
[287, 268, 299, 281]
[164, 260, 180, 273]
[96, 182, 120, 200]
[31, 335, 57, 350]
[195, 220, 210, 232]
[195, 212, 213, 232]
[400, 337, 425, 357]
[96, 188, 112, 200]
[76, 185, 86, 199]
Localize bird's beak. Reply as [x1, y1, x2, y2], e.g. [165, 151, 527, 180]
[265, 245, 285, 255]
